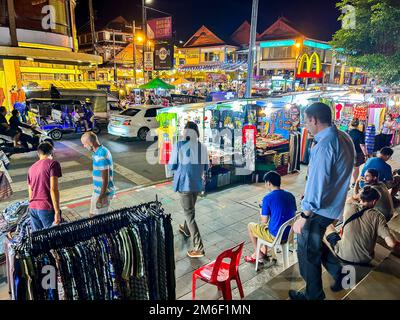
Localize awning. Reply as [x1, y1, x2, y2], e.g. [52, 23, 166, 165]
[139, 78, 175, 90]
[178, 61, 247, 72]
[23, 80, 117, 91]
[171, 78, 193, 86]
[0, 46, 102, 66]
[220, 61, 247, 71]
[179, 62, 222, 71]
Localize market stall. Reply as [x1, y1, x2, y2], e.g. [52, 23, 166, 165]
[157, 98, 301, 191]
[139, 78, 175, 106]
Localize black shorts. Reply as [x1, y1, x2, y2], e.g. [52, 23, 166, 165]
[354, 152, 365, 167]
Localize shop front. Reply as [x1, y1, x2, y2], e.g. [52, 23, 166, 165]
[156, 98, 301, 192]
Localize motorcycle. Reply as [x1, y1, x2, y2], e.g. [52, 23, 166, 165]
[0, 126, 53, 156]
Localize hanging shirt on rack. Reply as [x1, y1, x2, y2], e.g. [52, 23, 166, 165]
[0, 171, 12, 200]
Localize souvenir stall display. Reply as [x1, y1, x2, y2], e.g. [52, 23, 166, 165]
[6, 200, 176, 300]
[386, 95, 400, 147]
[254, 101, 300, 179]
[157, 101, 248, 191]
[289, 91, 323, 165]
[0, 200, 29, 266]
[157, 99, 302, 189]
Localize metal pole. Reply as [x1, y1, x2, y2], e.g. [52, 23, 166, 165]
[113, 30, 118, 86]
[245, 0, 259, 98]
[6, 0, 18, 46]
[142, 0, 147, 83]
[133, 20, 137, 85]
[88, 0, 97, 55]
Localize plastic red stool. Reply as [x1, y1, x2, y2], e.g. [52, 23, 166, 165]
[192, 242, 245, 300]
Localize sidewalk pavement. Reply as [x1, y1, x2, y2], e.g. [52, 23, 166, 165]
[60, 147, 400, 300]
[61, 167, 305, 300]
[4, 146, 400, 300]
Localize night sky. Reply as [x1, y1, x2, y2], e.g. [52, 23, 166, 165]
[76, 0, 342, 42]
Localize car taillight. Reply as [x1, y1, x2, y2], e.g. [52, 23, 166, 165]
[123, 120, 131, 126]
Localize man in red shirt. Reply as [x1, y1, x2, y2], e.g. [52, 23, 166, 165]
[28, 142, 62, 231]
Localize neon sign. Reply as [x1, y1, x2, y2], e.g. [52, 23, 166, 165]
[260, 39, 296, 48]
[296, 52, 324, 78]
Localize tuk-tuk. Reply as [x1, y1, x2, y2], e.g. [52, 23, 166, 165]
[26, 98, 101, 140]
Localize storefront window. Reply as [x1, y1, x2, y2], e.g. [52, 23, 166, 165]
[0, 0, 8, 26]
[262, 46, 294, 60]
[14, 0, 71, 36]
[204, 52, 219, 62]
[22, 73, 40, 81]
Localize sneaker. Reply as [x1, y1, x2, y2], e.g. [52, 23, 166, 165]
[187, 249, 205, 258]
[330, 276, 345, 292]
[288, 290, 307, 300]
[179, 224, 190, 237]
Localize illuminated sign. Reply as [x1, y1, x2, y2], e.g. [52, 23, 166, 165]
[303, 40, 345, 53]
[260, 39, 296, 48]
[296, 52, 324, 78]
[303, 40, 332, 50]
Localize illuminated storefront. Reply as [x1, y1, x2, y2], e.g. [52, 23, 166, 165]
[0, 0, 102, 109]
[255, 17, 367, 89]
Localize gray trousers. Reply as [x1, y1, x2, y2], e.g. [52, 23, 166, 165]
[179, 192, 204, 252]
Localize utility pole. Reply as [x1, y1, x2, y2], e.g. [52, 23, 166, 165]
[245, 0, 259, 98]
[6, 0, 18, 46]
[88, 0, 97, 55]
[113, 30, 118, 86]
[132, 20, 137, 85]
[142, 0, 147, 83]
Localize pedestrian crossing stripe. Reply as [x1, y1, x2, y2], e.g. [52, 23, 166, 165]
[59, 140, 152, 185]
[11, 170, 93, 193]
[8, 161, 81, 177]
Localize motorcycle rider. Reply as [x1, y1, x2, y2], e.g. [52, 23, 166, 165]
[0, 106, 19, 147]
[8, 109, 38, 148]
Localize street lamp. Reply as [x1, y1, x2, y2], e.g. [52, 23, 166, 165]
[142, 0, 153, 82]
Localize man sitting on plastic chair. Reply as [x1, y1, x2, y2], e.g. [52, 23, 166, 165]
[244, 171, 297, 265]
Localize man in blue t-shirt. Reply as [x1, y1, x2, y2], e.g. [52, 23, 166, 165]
[360, 147, 400, 204]
[81, 132, 115, 217]
[244, 171, 297, 264]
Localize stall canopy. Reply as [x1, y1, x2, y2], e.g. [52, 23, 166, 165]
[171, 78, 193, 86]
[139, 78, 175, 90]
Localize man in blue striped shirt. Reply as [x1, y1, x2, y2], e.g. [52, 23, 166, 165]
[289, 103, 355, 300]
[81, 132, 115, 216]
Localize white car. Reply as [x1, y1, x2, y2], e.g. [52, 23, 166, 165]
[108, 105, 163, 140]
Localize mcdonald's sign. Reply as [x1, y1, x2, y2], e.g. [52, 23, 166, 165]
[296, 52, 324, 78]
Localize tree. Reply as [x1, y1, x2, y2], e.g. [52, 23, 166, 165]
[331, 0, 400, 84]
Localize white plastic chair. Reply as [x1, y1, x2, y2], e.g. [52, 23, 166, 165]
[255, 213, 300, 271]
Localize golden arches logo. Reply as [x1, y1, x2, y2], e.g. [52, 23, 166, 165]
[296, 52, 323, 78]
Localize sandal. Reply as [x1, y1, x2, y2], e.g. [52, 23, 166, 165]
[244, 255, 264, 264]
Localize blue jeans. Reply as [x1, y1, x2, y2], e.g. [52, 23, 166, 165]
[29, 208, 55, 231]
[297, 213, 343, 300]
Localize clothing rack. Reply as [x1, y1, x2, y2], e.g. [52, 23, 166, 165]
[8, 197, 176, 300]
[28, 200, 165, 255]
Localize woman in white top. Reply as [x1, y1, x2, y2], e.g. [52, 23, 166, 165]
[382, 114, 396, 147]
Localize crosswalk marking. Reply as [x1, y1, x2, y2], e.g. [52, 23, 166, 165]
[59, 140, 152, 185]
[8, 161, 81, 177]
[11, 170, 92, 193]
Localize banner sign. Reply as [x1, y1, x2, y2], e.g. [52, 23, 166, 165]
[147, 17, 172, 40]
[144, 51, 154, 71]
[154, 44, 174, 70]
